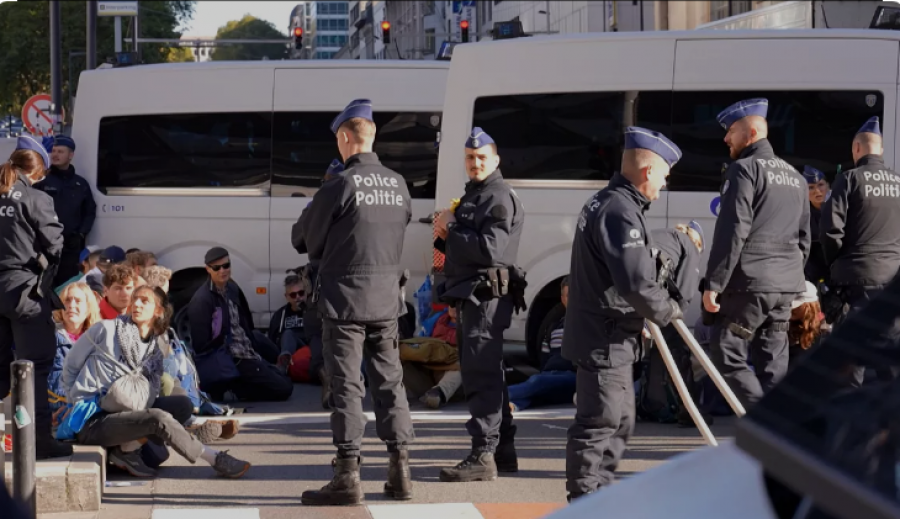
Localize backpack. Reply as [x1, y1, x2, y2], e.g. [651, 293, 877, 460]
[636, 342, 680, 424]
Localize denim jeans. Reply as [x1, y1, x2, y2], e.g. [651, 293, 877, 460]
[508, 370, 577, 411]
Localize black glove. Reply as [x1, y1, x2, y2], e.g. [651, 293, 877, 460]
[513, 294, 528, 315]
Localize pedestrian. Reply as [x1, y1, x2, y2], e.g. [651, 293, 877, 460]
[293, 100, 414, 506]
[702, 98, 809, 409]
[802, 165, 830, 286]
[819, 116, 900, 385]
[36, 135, 97, 286]
[562, 127, 684, 501]
[433, 127, 526, 483]
[0, 135, 73, 459]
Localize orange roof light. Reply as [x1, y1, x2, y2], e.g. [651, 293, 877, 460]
[293, 27, 303, 37]
[460, 20, 469, 29]
[381, 20, 391, 30]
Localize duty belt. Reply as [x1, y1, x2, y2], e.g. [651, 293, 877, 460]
[725, 319, 789, 340]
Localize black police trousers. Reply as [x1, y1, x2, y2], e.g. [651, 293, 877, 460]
[710, 292, 794, 409]
[457, 295, 515, 453]
[832, 286, 897, 387]
[54, 236, 84, 288]
[566, 362, 634, 496]
[0, 281, 57, 448]
[322, 317, 413, 457]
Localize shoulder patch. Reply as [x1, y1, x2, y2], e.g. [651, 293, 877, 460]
[491, 204, 508, 220]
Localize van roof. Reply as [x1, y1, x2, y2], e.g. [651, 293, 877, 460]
[85, 59, 450, 75]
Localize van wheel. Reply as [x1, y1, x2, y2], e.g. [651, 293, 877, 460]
[173, 306, 192, 351]
[530, 303, 566, 367]
[526, 296, 563, 367]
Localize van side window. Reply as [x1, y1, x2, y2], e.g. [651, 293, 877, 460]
[272, 111, 440, 199]
[97, 112, 272, 191]
[670, 91, 884, 192]
[471, 91, 672, 183]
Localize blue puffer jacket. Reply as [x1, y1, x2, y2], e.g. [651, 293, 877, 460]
[48, 325, 78, 431]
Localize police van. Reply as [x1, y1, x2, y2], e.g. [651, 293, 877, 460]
[437, 29, 895, 363]
[71, 60, 449, 336]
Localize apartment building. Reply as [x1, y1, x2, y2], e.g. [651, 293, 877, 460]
[290, 1, 351, 59]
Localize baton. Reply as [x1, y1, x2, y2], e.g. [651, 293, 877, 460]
[671, 319, 746, 418]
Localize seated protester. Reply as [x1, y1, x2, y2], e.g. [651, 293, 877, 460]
[188, 247, 293, 402]
[509, 277, 575, 412]
[142, 266, 172, 294]
[126, 250, 157, 282]
[98, 264, 137, 319]
[61, 286, 251, 479]
[401, 306, 463, 409]
[85, 246, 127, 294]
[268, 273, 308, 374]
[788, 281, 826, 371]
[48, 282, 102, 431]
[56, 247, 101, 294]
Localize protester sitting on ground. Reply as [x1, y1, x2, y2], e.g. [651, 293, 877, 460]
[788, 281, 826, 370]
[98, 264, 137, 319]
[142, 266, 172, 294]
[126, 250, 157, 280]
[56, 247, 101, 294]
[85, 246, 126, 294]
[509, 277, 575, 412]
[268, 273, 308, 374]
[188, 247, 293, 402]
[48, 282, 102, 431]
[61, 286, 251, 479]
[401, 305, 463, 409]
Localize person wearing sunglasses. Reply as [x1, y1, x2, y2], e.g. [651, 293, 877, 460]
[268, 273, 308, 374]
[187, 246, 293, 402]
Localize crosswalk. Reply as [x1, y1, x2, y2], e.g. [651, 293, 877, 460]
[147, 503, 567, 519]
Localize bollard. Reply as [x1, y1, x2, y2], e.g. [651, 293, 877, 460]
[0, 394, 5, 485]
[11, 360, 36, 518]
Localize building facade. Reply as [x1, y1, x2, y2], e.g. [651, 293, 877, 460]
[290, 1, 351, 59]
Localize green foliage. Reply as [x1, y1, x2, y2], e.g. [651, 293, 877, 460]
[211, 15, 288, 62]
[0, 1, 195, 120]
[166, 46, 196, 63]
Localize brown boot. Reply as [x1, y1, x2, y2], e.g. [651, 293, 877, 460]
[301, 456, 364, 506]
[384, 450, 412, 500]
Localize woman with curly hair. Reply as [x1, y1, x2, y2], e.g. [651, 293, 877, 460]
[788, 281, 828, 369]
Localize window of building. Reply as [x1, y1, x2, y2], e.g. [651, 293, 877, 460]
[272, 111, 442, 198]
[710, 0, 729, 21]
[318, 2, 349, 15]
[669, 90, 884, 192]
[471, 91, 671, 182]
[425, 28, 435, 53]
[315, 50, 336, 59]
[350, 3, 360, 23]
[317, 34, 348, 47]
[97, 112, 272, 191]
[319, 18, 349, 31]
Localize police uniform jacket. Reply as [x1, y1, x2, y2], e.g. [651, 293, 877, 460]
[805, 203, 830, 284]
[706, 139, 809, 294]
[36, 166, 96, 240]
[650, 228, 700, 308]
[434, 169, 524, 302]
[820, 154, 900, 287]
[291, 152, 411, 322]
[0, 173, 64, 297]
[561, 173, 677, 367]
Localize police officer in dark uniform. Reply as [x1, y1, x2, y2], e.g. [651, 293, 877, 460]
[702, 98, 809, 409]
[35, 135, 96, 286]
[820, 116, 900, 385]
[802, 165, 830, 286]
[0, 135, 72, 459]
[562, 127, 684, 501]
[292, 100, 414, 506]
[433, 128, 525, 483]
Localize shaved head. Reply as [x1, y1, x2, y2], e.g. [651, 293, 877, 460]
[621, 148, 670, 201]
[725, 116, 768, 159]
[852, 132, 883, 162]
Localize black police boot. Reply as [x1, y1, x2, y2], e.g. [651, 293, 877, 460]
[495, 425, 519, 473]
[301, 456, 364, 506]
[383, 450, 412, 500]
[439, 451, 498, 482]
[319, 366, 332, 410]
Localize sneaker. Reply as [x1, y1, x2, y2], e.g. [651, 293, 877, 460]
[213, 450, 251, 478]
[419, 388, 445, 409]
[109, 447, 157, 478]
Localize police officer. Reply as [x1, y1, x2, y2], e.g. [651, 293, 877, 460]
[433, 127, 525, 483]
[820, 116, 900, 385]
[803, 165, 830, 286]
[702, 98, 809, 409]
[36, 135, 96, 286]
[0, 135, 72, 459]
[292, 100, 414, 506]
[562, 127, 683, 501]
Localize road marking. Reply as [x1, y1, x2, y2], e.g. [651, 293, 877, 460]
[151, 510, 260, 519]
[368, 503, 484, 519]
[194, 408, 574, 426]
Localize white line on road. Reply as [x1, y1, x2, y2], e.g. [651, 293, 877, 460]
[194, 408, 574, 426]
[151, 509, 260, 519]
[368, 503, 485, 519]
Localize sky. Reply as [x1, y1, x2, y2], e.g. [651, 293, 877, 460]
[179, 1, 298, 37]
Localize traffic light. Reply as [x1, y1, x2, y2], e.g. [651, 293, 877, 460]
[293, 27, 303, 49]
[460, 20, 469, 43]
[381, 21, 391, 44]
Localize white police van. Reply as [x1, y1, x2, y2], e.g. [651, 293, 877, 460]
[437, 29, 895, 363]
[71, 60, 449, 336]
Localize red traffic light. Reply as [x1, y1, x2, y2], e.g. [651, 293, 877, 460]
[381, 21, 391, 31]
[293, 27, 303, 37]
[460, 20, 469, 30]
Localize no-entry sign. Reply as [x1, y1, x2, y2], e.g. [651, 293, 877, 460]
[21, 94, 64, 135]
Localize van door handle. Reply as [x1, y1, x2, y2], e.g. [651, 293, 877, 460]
[418, 215, 435, 224]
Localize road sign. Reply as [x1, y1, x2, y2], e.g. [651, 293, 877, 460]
[98, 1, 138, 17]
[21, 94, 64, 136]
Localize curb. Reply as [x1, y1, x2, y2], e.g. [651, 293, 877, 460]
[4, 445, 106, 514]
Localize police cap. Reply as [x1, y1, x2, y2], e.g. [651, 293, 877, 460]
[716, 98, 768, 130]
[15, 135, 50, 170]
[802, 165, 825, 184]
[688, 220, 704, 251]
[50, 135, 76, 151]
[326, 159, 344, 176]
[330, 99, 373, 134]
[465, 127, 495, 150]
[623, 127, 682, 167]
[857, 116, 881, 137]
[205, 246, 229, 265]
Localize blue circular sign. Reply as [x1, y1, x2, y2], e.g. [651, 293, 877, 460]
[710, 197, 721, 217]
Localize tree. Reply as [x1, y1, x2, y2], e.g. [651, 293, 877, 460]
[211, 15, 287, 62]
[0, 1, 195, 122]
[167, 47, 196, 63]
